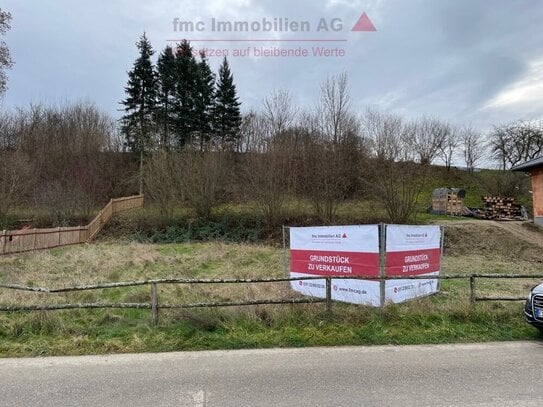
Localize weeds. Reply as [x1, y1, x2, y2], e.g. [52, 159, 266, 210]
[0, 239, 541, 357]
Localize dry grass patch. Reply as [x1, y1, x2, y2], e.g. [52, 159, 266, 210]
[0, 238, 540, 356]
[0, 242, 288, 307]
[0, 237, 541, 307]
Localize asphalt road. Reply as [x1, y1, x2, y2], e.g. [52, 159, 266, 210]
[1, 341, 542, 406]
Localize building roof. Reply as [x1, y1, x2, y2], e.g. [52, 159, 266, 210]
[511, 156, 543, 172]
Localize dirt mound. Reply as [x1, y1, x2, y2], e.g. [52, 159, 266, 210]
[441, 220, 543, 262]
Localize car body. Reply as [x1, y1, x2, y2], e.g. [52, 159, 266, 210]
[524, 283, 543, 332]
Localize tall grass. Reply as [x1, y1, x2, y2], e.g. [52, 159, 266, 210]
[0, 239, 541, 357]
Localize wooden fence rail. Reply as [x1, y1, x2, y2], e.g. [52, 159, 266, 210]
[0, 195, 144, 255]
[0, 273, 538, 325]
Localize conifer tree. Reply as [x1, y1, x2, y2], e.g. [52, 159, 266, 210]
[195, 51, 215, 150]
[120, 33, 157, 193]
[156, 45, 176, 149]
[172, 40, 199, 148]
[213, 57, 241, 148]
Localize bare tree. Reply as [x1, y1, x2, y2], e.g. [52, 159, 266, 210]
[7, 102, 125, 221]
[362, 108, 429, 222]
[262, 89, 298, 136]
[238, 111, 270, 153]
[0, 150, 34, 225]
[489, 120, 543, 169]
[460, 126, 485, 173]
[292, 74, 364, 221]
[0, 110, 16, 149]
[438, 125, 459, 171]
[369, 159, 428, 223]
[300, 134, 360, 222]
[405, 117, 449, 165]
[174, 147, 229, 219]
[363, 108, 404, 161]
[144, 150, 179, 220]
[245, 132, 296, 226]
[318, 72, 351, 144]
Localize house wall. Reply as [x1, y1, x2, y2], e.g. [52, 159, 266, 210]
[531, 167, 543, 225]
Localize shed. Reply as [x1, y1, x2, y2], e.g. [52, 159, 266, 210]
[512, 157, 543, 226]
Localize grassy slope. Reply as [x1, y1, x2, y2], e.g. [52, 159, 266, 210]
[0, 223, 541, 357]
[0, 166, 538, 356]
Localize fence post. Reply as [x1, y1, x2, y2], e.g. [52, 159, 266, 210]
[470, 275, 476, 304]
[151, 283, 159, 326]
[57, 227, 61, 247]
[1, 230, 6, 255]
[325, 277, 332, 312]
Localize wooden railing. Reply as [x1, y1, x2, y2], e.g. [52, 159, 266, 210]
[87, 195, 144, 241]
[0, 274, 536, 326]
[0, 195, 144, 255]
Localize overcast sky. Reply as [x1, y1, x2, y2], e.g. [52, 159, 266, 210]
[1, 0, 543, 131]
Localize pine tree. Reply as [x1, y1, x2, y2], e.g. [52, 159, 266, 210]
[120, 33, 157, 193]
[156, 45, 176, 149]
[195, 51, 215, 150]
[213, 57, 241, 148]
[172, 40, 199, 148]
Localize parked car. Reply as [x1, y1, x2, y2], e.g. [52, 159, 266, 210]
[524, 283, 543, 332]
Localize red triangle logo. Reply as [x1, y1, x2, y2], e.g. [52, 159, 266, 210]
[342, 233, 347, 238]
[351, 12, 377, 32]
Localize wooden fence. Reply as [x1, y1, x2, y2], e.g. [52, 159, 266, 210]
[0, 274, 537, 326]
[0, 195, 144, 255]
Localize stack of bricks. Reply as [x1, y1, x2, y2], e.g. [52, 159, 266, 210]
[446, 193, 464, 216]
[432, 189, 465, 216]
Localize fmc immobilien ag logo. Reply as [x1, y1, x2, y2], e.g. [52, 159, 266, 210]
[167, 12, 376, 59]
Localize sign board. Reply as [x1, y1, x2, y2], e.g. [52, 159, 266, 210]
[288, 224, 442, 306]
[384, 225, 441, 303]
[289, 225, 381, 306]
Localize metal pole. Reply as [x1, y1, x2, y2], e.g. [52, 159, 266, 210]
[379, 223, 386, 307]
[325, 277, 332, 312]
[470, 276, 476, 304]
[151, 283, 159, 326]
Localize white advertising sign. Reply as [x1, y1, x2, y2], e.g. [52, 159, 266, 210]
[290, 225, 380, 305]
[384, 225, 442, 304]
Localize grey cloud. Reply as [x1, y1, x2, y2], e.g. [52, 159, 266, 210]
[1, 0, 543, 131]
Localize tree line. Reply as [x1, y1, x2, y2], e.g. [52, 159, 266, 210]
[0, 26, 542, 228]
[141, 72, 538, 225]
[0, 81, 541, 228]
[120, 34, 242, 193]
[120, 35, 242, 151]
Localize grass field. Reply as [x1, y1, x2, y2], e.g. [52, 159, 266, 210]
[0, 219, 542, 357]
